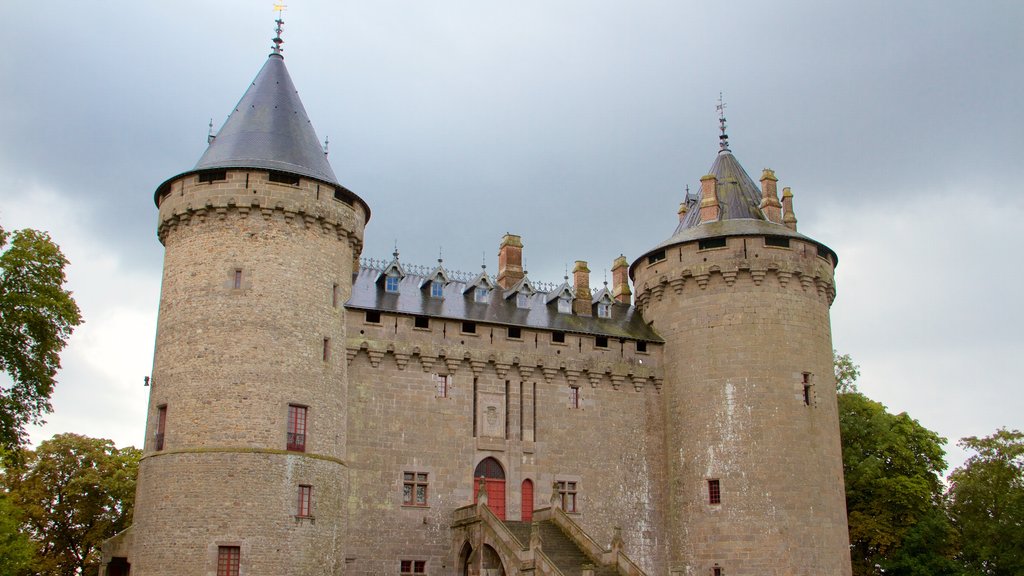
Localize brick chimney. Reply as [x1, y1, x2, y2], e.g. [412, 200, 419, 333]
[611, 255, 631, 304]
[759, 168, 783, 223]
[497, 233, 524, 289]
[782, 187, 798, 231]
[572, 260, 591, 316]
[699, 174, 720, 223]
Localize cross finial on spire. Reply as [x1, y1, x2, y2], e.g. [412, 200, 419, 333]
[717, 92, 730, 152]
[271, 3, 287, 56]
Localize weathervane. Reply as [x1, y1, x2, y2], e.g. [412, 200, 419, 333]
[717, 92, 730, 152]
[271, 2, 287, 55]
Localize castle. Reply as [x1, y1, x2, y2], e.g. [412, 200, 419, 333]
[101, 21, 852, 576]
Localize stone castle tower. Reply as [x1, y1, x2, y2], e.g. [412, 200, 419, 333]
[102, 24, 850, 576]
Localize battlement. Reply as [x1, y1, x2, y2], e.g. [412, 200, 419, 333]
[155, 169, 366, 255]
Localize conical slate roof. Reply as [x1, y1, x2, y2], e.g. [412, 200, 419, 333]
[675, 150, 764, 232]
[193, 53, 339, 185]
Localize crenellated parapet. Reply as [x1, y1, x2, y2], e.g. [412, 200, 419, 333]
[345, 338, 663, 393]
[633, 233, 836, 316]
[156, 169, 366, 255]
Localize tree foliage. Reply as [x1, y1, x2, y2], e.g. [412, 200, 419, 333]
[2, 433, 140, 576]
[835, 352, 958, 576]
[0, 493, 34, 576]
[0, 225, 82, 453]
[948, 428, 1024, 576]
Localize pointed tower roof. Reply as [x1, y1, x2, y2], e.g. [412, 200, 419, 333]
[194, 53, 339, 184]
[674, 150, 764, 232]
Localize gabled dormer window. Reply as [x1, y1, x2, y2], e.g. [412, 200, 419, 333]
[377, 250, 406, 293]
[475, 287, 490, 303]
[557, 297, 572, 314]
[420, 259, 451, 299]
[385, 274, 400, 293]
[597, 302, 611, 318]
[546, 282, 575, 315]
[431, 281, 444, 298]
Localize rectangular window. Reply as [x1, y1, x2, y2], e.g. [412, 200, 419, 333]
[233, 268, 242, 290]
[155, 405, 167, 451]
[708, 479, 721, 505]
[569, 386, 580, 409]
[647, 250, 666, 264]
[552, 331, 566, 344]
[400, 560, 426, 575]
[365, 310, 381, 324]
[507, 326, 522, 339]
[557, 481, 578, 512]
[198, 170, 227, 183]
[698, 238, 727, 250]
[268, 171, 300, 186]
[712, 568, 723, 576]
[817, 245, 831, 260]
[517, 292, 529, 308]
[557, 298, 572, 314]
[595, 336, 609, 349]
[403, 472, 428, 507]
[475, 287, 489, 302]
[431, 281, 444, 298]
[323, 337, 330, 362]
[636, 341, 648, 353]
[385, 275, 400, 293]
[764, 236, 791, 248]
[414, 316, 430, 329]
[434, 374, 450, 398]
[297, 485, 312, 517]
[462, 321, 476, 334]
[217, 546, 240, 576]
[597, 302, 611, 318]
[287, 404, 307, 452]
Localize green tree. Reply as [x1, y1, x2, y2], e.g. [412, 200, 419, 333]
[0, 493, 34, 576]
[3, 434, 140, 576]
[948, 428, 1024, 576]
[0, 224, 83, 453]
[835, 353, 959, 576]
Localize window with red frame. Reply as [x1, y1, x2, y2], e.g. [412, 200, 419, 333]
[708, 479, 721, 505]
[155, 405, 167, 451]
[403, 472, 428, 506]
[297, 485, 312, 517]
[400, 560, 426, 575]
[287, 405, 307, 452]
[217, 546, 240, 576]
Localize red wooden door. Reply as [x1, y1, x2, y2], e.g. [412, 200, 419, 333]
[522, 479, 534, 521]
[473, 457, 507, 520]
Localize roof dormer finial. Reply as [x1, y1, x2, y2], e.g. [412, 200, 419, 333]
[271, 2, 287, 56]
[717, 92, 730, 152]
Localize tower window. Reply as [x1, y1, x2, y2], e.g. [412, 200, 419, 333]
[434, 374, 451, 398]
[217, 546, 240, 576]
[507, 326, 522, 339]
[297, 485, 313, 518]
[198, 170, 227, 183]
[712, 567, 723, 576]
[268, 171, 300, 186]
[817, 245, 831, 260]
[556, 481, 578, 512]
[803, 372, 814, 406]
[233, 269, 243, 290]
[403, 472, 429, 507]
[414, 316, 430, 329]
[401, 560, 426, 575]
[155, 405, 167, 451]
[287, 404, 307, 452]
[647, 250, 666, 264]
[764, 236, 791, 248]
[332, 283, 339, 307]
[708, 479, 721, 505]
[323, 337, 330, 361]
[698, 238, 727, 250]
[569, 386, 581, 409]
[552, 331, 566, 344]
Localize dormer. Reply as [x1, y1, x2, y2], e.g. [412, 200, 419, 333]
[419, 259, 451, 299]
[504, 276, 537, 309]
[376, 250, 405, 294]
[592, 285, 615, 319]
[545, 281, 575, 314]
[463, 268, 497, 303]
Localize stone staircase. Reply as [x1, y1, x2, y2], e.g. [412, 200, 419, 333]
[504, 521, 620, 576]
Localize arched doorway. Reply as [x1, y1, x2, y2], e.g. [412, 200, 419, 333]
[458, 542, 473, 576]
[521, 479, 534, 521]
[481, 544, 506, 576]
[473, 457, 506, 520]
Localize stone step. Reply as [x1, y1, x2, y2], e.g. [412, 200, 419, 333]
[502, 521, 618, 576]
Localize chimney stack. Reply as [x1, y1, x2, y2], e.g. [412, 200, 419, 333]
[497, 233, 524, 289]
[782, 188, 798, 231]
[759, 169, 783, 223]
[611, 255, 631, 305]
[572, 260, 591, 316]
[699, 174, 720, 223]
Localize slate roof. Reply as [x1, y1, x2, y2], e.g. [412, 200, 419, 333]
[347, 266, 662, 343]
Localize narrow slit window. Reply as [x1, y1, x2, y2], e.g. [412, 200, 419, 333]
[708, 479, 721, 505]
[332, 283, 339, 307]
[155, 405, 167, 451]
[802, 372, 813, 406]
[233, 269, 242, 290]
[323, 337, 330, 361]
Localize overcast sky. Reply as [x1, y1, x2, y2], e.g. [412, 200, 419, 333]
[2, 1, 1021, 472]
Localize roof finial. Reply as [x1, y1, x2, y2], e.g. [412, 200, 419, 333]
[271, 3, 287, 56]
[438, 246, 444, 264]
[717, 92, 730, 152]
[393, 240, 399, 261]
[207, 118, 216, 144]
[481, 252, 487, 270]
[323, 136, 329, 156]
